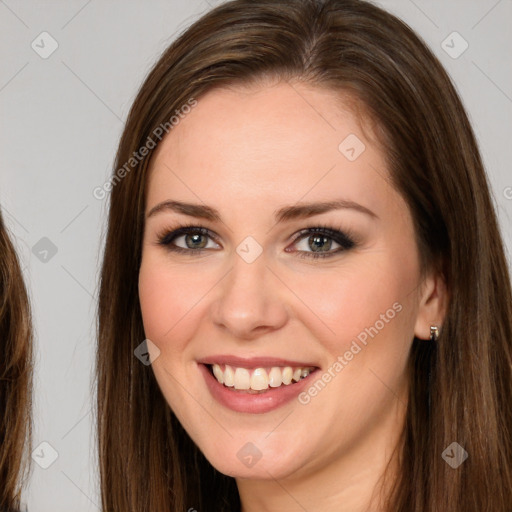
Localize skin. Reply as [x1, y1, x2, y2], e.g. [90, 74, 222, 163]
[138, 79, 447, 511]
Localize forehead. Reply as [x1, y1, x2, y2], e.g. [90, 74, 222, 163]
[146, 81, 393, 217]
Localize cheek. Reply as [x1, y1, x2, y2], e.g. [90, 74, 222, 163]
[293, 255, 417, 356]
[138, 257, 204, 419]
[289, 259, 417, 437]
[138, 255, 204, 351]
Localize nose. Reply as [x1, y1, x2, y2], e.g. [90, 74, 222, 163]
[210, 253, 289, 340]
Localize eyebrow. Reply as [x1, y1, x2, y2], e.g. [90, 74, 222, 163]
[146, 198, 378, 222]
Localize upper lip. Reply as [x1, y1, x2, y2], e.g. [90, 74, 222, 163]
[197, 355, 318, 369]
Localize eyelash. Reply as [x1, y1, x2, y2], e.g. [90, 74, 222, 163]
[155, 222, 358, 260]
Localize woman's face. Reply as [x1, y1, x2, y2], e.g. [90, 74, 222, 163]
[138, 81, 441, 483]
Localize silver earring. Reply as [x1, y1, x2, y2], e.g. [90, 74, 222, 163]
[430, 326, 439, 342]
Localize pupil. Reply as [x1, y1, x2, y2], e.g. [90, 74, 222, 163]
[309, 235, 331, 252]
[186, 233, 207, 249]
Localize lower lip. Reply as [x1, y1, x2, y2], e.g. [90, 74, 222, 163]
[198, 363, 318, 414]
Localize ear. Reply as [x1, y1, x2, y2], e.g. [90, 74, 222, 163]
[413, 271, 449, 340]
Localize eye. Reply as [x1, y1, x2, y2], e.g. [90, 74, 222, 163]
[155, 223, 358, 259]
[156, 224, 220, 255]
[288, 226, 356, 259]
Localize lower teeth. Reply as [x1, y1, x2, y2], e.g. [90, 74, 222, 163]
[228, 387, 270, 394]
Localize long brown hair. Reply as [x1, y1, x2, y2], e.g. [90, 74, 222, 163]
[0, 210, 33, 511]
[96, 0, 512, 510]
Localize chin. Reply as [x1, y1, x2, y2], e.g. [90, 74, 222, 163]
[192, 430, 309, 481]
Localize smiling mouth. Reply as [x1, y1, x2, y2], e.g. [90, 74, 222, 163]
[206, 363, 317, 394]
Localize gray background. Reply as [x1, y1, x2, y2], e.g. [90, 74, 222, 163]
[0, 0, 510, 510]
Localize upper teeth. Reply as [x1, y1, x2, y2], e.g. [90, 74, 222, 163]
[211, 364, 313, 391]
